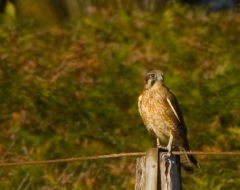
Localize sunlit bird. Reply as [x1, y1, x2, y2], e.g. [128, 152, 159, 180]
[138, 70, 200, 173]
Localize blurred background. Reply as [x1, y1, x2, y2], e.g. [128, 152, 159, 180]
[0, 0, 240, 189]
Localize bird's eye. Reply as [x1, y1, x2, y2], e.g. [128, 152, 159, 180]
[149, 74, 155, 78]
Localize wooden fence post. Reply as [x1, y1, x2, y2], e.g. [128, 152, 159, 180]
[135, 148, 182, 190]
[159, 151, 182, 190]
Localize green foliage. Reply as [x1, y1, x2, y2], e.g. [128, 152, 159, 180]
[0, 3, 240, 189]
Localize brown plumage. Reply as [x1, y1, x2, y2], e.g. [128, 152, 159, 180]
[138, 70, 200, 173]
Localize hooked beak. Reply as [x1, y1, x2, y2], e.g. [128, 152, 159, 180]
[157, 75, 163, 82]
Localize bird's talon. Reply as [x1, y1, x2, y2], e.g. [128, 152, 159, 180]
[167, 150, 172, 156]
[158, 145, 168, 151]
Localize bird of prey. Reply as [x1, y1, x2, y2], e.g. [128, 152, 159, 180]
[138, 70, 200, 173]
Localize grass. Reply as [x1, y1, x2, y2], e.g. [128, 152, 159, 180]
[0, 2, 240, 189]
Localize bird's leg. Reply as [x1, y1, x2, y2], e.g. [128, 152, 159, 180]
[157, 138, 168, 151]
[166, 134, 173, 155]
[157, 134, 173, 154]
[157, 138, 160, 146]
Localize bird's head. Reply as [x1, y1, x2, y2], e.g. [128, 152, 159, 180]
[144, 70, 164, 89]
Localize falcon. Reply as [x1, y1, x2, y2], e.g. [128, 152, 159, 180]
[138, 70, 200, 173]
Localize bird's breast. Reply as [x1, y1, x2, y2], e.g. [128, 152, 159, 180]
[138, 87, 173, 143]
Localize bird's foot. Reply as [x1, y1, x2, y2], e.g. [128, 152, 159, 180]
[157, 145, 168, 150]
[166, 144, 172, 156]
[158, 145, 172, 155]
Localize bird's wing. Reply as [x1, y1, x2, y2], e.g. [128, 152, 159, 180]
[166, 92, 187, 134]
[167, 97, 181, 123]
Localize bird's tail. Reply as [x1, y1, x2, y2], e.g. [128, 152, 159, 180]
[179, 147, 201, 174]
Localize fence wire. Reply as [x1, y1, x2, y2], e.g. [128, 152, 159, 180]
[0, 151, 240, 167]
